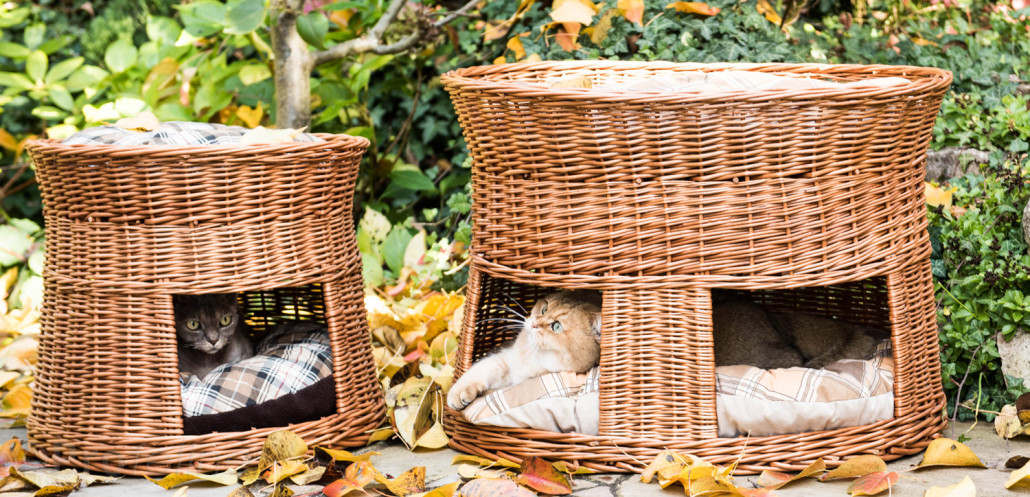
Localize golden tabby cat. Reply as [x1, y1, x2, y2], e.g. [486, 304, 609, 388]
[447, 290, 602, 410]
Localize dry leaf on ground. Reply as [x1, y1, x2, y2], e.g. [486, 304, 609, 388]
[846, 471, 898, 496]
[820, 455, 887, 481]
[451, 455, 521, 469]
[1006, 460, 1030, 489]
[455, 478, 536, 497]
[143, 469, 238, 489]
[374, 465, 426, 496]
[916, 438, 986, 469]
[258, 430, 308, 473]
[755, 458, 824, 489]
[924, 475, 976, 497]
[515, 457, 572, 495]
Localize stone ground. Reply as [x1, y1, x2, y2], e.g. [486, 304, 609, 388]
[1, 421, 1028, 496]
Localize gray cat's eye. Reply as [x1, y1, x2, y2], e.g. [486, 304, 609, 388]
[186, 320, 200, 330]
[219, 315, 233, 326]
[551, 321, 563, 333]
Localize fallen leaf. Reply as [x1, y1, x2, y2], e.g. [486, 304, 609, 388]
[665, 1, 720, 15]
[227, 486, 256, 497]
[0, 438, 25, 468]
[590, 9, 616, 44]
[236, 103, 264, 129]
[455, 478, 536, 497]
[924, 475, 976, 497]
[617, 0, 644, 24]
[820, 455, 887, 481]
[144, 469, 238, 489]
[641, 451, 688, 483]
[415, 422, 449, 449]
[316, 447, 379, 463]
[239, 126, 307, 145]
[240, 467, 261, 486]
[0, 128, 17, 152]
[1017, 392, 1030, 424]
[687, 476, 744, 496]
[114, 111, 160, 132]
[451, 455, 521, 469]
[506, 36, 526, 60]
[916, 438, 986, 469]
[551, 461, 595, 475]
[515, 457, 572, 495]
[258, 430, 309, 473]
[925, 182, 957, 209]
[271, 483, 294, 497]
[457, 464, 511, 480]
[171, 487, 187, 497]
[417, 482, 460, 497]
[369, 428, 395, 443]
[1007, 456, 1030, 469]
[550, 0, 596, 25]
[738, 488, 780, 497]
[10, 468, 80, 490]
[755, 0, 782, 24]
[996, 404, 1024, 439]
[1007, 460, 1030, 489]
[263, 460, 309, 484]
[847, 471, 898, 496]
[756, 458, 824, 489]
[550, 77, 592, 89]
[374, 466, 426, 496]
[79, 473, 119, 487]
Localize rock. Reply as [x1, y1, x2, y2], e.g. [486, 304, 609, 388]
[998, 331, 1030, 385]
[926, 147, 989, 182]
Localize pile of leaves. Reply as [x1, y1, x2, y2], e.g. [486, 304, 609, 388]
[0, 218, 42, 428]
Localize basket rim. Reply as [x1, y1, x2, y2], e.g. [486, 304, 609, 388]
[24, 132, 370, 157]
[440, 60, 953, 103]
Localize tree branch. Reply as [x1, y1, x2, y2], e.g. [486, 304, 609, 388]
[311, 0, 411, 66]
[433, 0, 480, 27]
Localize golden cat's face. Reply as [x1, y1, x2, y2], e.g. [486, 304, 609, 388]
[525, 291, 602, 366]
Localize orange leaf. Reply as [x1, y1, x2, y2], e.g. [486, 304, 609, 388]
[373, 466, 426, 496]
[345, 460, 377, 487]
[455, 478, 536, 497]
[555, 27, 580, 51]
[322, 479, 366, 497]
[0, 129, 17, 152]
[819, 455, 887, 481]
[755, 0, 782, 24]
[483, 20, 513, 42]
[236, 102, 264, 129]
[665, 1, 720, 15]
[755, 459, 824, 490]
[846, 471, 898, 496]
[262, 460, 309, 484]
[0, 438, 25, 467]
[506, 36, 527, 60]
[738, 488, 780, 497]
[550, 0, 596, 25]
[515, 457, 572, 495]
[617, 0, 645, 25]
[925, 182, 957, 209]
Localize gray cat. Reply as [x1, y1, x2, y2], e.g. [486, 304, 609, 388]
[712, 298, 886, 369]
[173, 293, 254, 378]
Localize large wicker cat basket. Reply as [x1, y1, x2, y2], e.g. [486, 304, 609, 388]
[24, 134, 383, 475]
[441, 61, 951, 473]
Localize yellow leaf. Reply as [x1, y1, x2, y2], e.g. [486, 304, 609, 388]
[457, 464, 512, 480]
[236, 102, 264, 129]
[368, 428, 395, 443]
[0, 129, 17, 152]
[506, 36, 526, 60]
[415, 422, 449, 449]
[550, 0, 597, 25]
[240, 126, 307, 145]
[317, 448, 379, 463]
[525, 53, 542, 63]
[258, 430, 309, 473]
[0, 267, 17, 299]
[665, 1, 721, 15]
[374, 466, 426, 497]
[228, 486, 257, 497]
[591, 9, 617, 44]
[755, 0, 782, 24]
[451, 454, 522, 469]
[555, 24, 582, 51]
[916, 438, 986, 469]
[820, 455, 886, 481]
[757, 458, 825, 489]
[262, 460, 309, 484]
[926, 475, 976, 497]
[641, 451, 689, 483]
[114, 111, 160, 132]
[1, 384, 31, 417]
[415, 482, 460, 497]
[686, 476, 744, 496]
[1008, 460, 1030, 489]
[617, 0, 645, 24]
[925, 182, 957, 208]
[240, 467, 261, 486]
[144, 469, 238, 489]
[493, 55, 508, 65]
[996, 404, 1024, 439]
[483, 20, 512, 42]
[551, 461, 595, 474]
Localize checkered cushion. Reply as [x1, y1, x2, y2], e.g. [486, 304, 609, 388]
[180, 321, 332, 417]
[61, 121, 322, 146]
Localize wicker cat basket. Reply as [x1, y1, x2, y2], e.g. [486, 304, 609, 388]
[24, 134, 383, 475]
[441, 61, 951, 473]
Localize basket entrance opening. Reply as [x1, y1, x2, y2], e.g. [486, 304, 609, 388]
[173, 284, 335, 435]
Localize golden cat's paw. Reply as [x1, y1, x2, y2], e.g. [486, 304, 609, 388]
[447, 378, 484, 411]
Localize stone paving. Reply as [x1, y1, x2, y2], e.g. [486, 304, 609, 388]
[2, 420, 1028, 496]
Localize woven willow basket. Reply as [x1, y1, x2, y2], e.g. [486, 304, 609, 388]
[441, 61, 951, 473]
[25, 134, 383, 476]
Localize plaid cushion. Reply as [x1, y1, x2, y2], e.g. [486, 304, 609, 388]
[180, 321, 332, 417]
[61, 121, 322, 146]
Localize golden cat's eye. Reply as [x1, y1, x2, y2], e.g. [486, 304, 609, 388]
[186, 320, 200, 330]
[551, 321, 563, 333]
[219, 315, 233, 326]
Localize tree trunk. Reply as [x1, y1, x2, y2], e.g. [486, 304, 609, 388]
[270, 0, 313, 130]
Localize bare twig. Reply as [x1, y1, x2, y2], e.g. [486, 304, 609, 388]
[950, 341, 984, 439]
[433, 0, 481, 27]
[312, 0, 416, 66]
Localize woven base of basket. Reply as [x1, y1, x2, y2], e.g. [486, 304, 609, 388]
[444, 405, 945, 474]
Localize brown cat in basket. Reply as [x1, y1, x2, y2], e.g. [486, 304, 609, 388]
[448, 290, 885, 410]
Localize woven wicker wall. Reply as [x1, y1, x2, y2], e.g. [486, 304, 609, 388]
[25, 135, 383, 475]
[442, 61, 951, 473]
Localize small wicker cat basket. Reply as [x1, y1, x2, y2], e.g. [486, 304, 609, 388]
[441, 61, 951, 473]
[25, 134, 383, 475]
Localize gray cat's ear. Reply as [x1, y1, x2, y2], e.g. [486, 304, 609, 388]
[591, 313, 602, 342]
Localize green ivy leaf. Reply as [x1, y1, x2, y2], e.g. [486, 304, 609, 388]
[178, 1, 228, 37]
[297, 12, 329, 50]
[25, 50, 47, 82]
[104, 38, 138, 74]
[225, 0, 266, 35]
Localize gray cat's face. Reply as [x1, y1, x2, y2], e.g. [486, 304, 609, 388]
[173, 293, 240, 354]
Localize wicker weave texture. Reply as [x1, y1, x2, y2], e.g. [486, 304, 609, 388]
[442, 62, 950, 473]
[25, 135, 383, 475]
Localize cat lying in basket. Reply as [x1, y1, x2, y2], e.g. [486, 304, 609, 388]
[447, 290, 887, 411]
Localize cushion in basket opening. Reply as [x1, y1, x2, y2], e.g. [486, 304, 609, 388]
[179, 321, 335, 433]
[61, 121, 323, 146]
[462, 341, 893, 437]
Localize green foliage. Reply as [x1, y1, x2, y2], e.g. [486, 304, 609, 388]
[930, 154, 1030, 420]
[0, 217, 44, 312]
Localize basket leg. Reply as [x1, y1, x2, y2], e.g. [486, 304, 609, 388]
[598, 287, 718, 439]
[887, 259, 945, 419]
